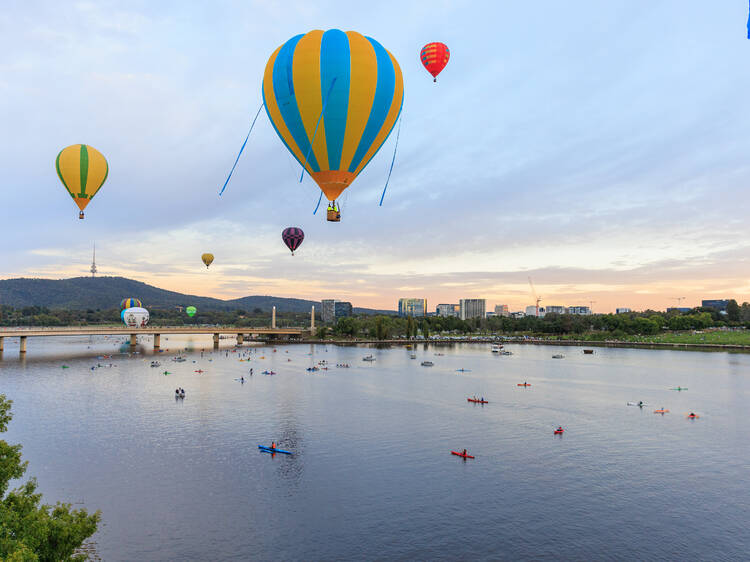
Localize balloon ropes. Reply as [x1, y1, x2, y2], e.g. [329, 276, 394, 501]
[55, 144, 108, 219]
[262, 29, 404, 221]
[201, 253, 214, 268]
[282, 227, 305, 255]
[420, 42, 450, 82]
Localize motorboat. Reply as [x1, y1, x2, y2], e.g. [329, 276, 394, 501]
[583, 349, 594, 354]
[500, 351, 513, 356]
[421, 361, 434, 367]
[150, 361, 161, 367]
[362, 355, 376, 362]
[410, 354, 417, 359]
[491, 344, 503, 353]
[552, 354, 564, 359]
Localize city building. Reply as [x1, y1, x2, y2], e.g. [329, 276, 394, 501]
[545, 305, 567, 315]
[321, 299, 353, 322]
[494, 304, 509, 317]
[436, 303, 460, 317]
[568, 306, 592, 315]
[667, 307, 692, 313]
[616, 308, 631, 314]
[399, 298, 427, 317]
[702, 299, 730, 313]
[459, 299, 486, 320]
[525, 305, 545, 317]
[510, 311, 526, 319]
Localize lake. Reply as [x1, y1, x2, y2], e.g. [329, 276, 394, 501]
[1, 337, 749, 560]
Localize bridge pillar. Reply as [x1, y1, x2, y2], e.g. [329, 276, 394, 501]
[130, 334, 137, 347]
[237, 333, 244, 345]
[154, 334, 160, 349]
[213, 333, 220, 349]
[272, 306, 276, 329]
[0, 336, 3, 352]
[311, 305, 315, 333]
[19, 336, 27, 354]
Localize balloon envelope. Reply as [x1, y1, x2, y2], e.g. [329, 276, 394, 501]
[282, 227, 304, 254]
[262, 29, 404, 203]
[122, 307, 149, 328]
[420, 42, 450, 81]
[55, 144, 108, 218]
[201, 253, 214, 268]
[186, 306, 197, 317]
[120, 298, 142, 310]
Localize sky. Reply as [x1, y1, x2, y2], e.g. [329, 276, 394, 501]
[1, 0, 749, 313]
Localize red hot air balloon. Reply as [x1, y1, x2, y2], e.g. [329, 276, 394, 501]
[420, 42, 450, 82]
[282, 227, 305, 255]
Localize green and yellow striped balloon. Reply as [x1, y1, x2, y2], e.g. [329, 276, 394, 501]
[55, 144, 108, 219]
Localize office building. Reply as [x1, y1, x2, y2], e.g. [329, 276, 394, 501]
[321, 299, 353, 322]
[667, 307, 692, 313]
[525, 305, 545, 317]
[568, 306, 592, 315]
[399, 298, 427, 317]
[459, 299, 486, 320]
[436, 303, 460, 317]
[510, 311, 526, 319]
[494, 304, 509, 317]
[545, 305, 567, 315]
[616, 308, 631, 314]
[702, 299, 729, 313]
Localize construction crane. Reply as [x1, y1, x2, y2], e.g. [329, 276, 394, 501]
[670, 296, 686, 309]
[528, 277, 542, 317]
[589, 300, 596, 313]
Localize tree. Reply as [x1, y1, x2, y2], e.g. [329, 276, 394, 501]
[0, 395, 100, 560]
[315, 325, 328, 339]
[726, 299, 741, 322]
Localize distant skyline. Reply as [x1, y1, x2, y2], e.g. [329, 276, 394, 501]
[2, 1, 750, 313]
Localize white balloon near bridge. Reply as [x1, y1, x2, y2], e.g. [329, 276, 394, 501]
[121, 307, 149, 328]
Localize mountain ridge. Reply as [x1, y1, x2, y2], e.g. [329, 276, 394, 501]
[0, 276, 395, 315]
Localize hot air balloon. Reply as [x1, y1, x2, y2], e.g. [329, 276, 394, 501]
[201, 253, 214, 268]
[186, 306, 197, 317]
[281, 227, 305, 255]
[120, 298, 142, 310]
[420, 42, 450, 82]
[55, 144, 109, 219]
[262, 29, 404, 222]
[122, 307, 149, 328]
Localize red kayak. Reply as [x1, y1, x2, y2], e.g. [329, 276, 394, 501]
[554, 428, 564, 434]
[517, 383, 531, 387]
[467, 398, 489, 404]
[451, 451, 475, 459]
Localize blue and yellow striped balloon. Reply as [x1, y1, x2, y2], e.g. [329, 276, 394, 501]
[262, 29, 404, 203]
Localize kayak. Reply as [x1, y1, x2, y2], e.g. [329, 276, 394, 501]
[517, 383, 531, 387]
[467, 398, 489, 404]
[627, 402, 648, 407]
[687, 414, 700, 419]
[451, 451, 474, 459]
[194, 370, 204, 373]
[553, 429, 564, 434]
[670, 388, 688, 391]
[653, 409, 670, 414]
[258, 445, 293, 455]
[456, 369, 472, 372]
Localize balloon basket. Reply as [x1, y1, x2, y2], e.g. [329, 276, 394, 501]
[327, 209, 341, 222]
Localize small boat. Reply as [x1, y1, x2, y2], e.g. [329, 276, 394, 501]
[194, 369, 204, 373]
[362, 355, 376, 362]
[687, 413, 700, 419]
[451, 450, 474, 459]
[627, 402, 647, 407]
[517, 383, 531, 387]
[262, 370, 276, 375]
[583, 349, 594, 354]
[553, 428, 564, 435]
[500, 351, 513, 356]
[410, 354, 417, 359]
[258, 445, 293, 455]
[552, 354, 564, 359]
[467, 398, 488, 404]
[491, 344, 503, 353]
[421, 361, 434, 367]
[175, 391, 185, 399]
[306, 367, 319, 372]
[434, 352, 445, 356]
[653, 409, 670, 414]
[150, 361, 161, 367]
[670, 387, 688, 391]
[456, 368, 471, 372]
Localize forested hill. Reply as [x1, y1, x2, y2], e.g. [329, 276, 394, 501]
[0, 276, 393, 314]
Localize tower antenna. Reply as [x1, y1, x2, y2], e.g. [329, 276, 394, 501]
[90, 242, 97, 277]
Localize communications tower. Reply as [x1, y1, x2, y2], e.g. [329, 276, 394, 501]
[90, 242, 97, 277]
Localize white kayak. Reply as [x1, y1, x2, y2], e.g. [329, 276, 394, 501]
[627, 402, 648, 407]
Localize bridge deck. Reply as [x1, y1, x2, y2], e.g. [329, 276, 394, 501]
[0, 326, 304, 337]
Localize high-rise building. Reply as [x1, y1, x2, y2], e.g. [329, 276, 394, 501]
[459, 299, 486, 320]
[568, 306, 591, 315]
[399, 298, 427, 317]
[616, 308, 631, 314]
[334, 301, 353, 319]
[702, 299, 729, 313]
[494, 304, 509, 317]
[526, 305, 545, 317]
[321, 299, 353, 322]
[545, 305, 566, 314]
[436, 303, 460, 317]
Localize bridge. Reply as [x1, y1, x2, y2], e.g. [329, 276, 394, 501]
[0, 305, 316, 355]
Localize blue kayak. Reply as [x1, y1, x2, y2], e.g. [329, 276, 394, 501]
[258, 445, 293, 455]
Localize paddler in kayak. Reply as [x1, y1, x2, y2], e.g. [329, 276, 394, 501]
[270, 442, 276, 450]
[462, 449, 467, 457]
[556, 426, 563, 432]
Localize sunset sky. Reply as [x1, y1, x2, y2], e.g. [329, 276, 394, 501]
[2, 1, 749, 312]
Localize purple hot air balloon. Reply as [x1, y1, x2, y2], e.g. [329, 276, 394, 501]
[282, 227, 304, 255]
